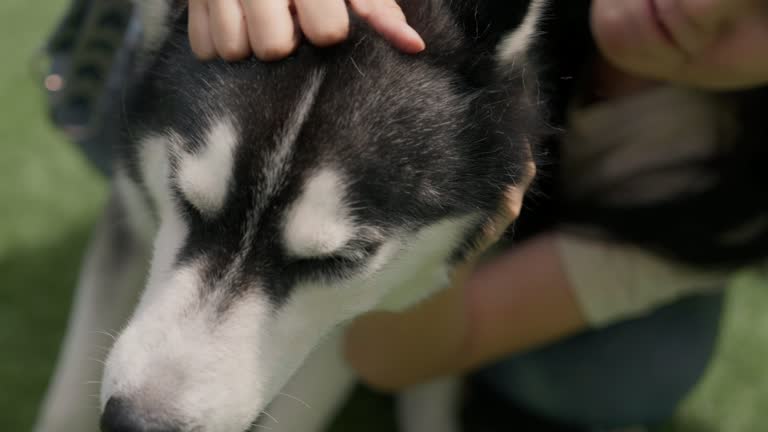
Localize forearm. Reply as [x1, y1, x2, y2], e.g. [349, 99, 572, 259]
[344, 233, 588, 392]
[460, 233, 588, 369]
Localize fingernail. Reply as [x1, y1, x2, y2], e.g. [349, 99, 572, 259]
[350, 0, 371, 16]
[400, 22, 426, 52]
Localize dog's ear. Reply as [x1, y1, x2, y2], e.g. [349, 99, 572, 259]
[450, 0, 548, 66]
[401, 0, 548, 68]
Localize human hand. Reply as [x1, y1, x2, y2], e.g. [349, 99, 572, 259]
[591, 0, 768, 89]
[188, 0, 425, 61]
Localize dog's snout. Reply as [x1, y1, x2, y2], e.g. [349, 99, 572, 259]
[100, 397, 135, 432]
[101, 397, 180, 432]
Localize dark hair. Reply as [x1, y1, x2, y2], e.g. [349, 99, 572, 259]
[512, 0, 768, 270]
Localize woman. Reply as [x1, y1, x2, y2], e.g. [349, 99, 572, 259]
[346, 1, 768, 430]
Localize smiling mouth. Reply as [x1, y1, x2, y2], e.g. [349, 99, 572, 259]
[647, 0, 679, 48]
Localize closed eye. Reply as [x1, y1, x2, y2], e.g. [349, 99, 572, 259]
[291, 239, 380, 265]
[283, 240, 382, 281]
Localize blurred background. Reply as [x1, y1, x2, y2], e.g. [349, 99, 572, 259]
[1, 1, 767, 431]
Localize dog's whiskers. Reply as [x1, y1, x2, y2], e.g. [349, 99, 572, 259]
[350, 57, 365, 77]
[87, 357, 107, 366]
[260, 411, 279, 424]
[91, 344, 111, 354]
[90, 329, 119, 341]
[276, 392, 312, 409]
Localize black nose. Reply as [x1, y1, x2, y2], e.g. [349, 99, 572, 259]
[100, 397, 179, 432]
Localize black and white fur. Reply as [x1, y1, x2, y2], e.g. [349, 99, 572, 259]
[35, 1, 550, 431]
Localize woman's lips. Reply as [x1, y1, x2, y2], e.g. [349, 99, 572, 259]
[648, 0, 680, 48]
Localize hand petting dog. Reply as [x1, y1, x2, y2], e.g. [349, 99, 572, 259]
[188, 0, 424, 61]
[188, 0, 768, 88]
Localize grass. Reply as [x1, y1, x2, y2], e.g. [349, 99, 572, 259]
[1, 1, 767, 431]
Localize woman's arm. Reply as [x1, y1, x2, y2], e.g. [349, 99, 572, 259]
[344, 233, 588, 392]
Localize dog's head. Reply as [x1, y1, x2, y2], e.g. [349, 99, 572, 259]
[101, 1, 547, 430]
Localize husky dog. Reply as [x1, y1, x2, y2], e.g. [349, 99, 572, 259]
[35, 1, 549, 431]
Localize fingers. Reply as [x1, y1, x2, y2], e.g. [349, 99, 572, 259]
[189, 0, 217, 60]
[294, 0, 350, 47]
[505, 160, 537, 220]
[349, 0, 425, 53]
[190, 0, 425, 62]
[456, 157, 537, 282]
[242, 0, 300, 61]
[209, 0, 251, 61]
[499, 140, 537, 226]
[482, 161, 536, 244]
[189, 0, 298, 62]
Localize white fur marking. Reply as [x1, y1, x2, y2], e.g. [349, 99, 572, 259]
[114, 168, 157, 241]
[137, 131, 192, 299]
[139, 131, 182, 216]
[262, 70, 326, 197]
[497, 0, 547, 64]
[283, 169, 354, 257]
[177, 118, 238, 215]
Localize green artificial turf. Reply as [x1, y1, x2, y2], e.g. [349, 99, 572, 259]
[1, 2, 766, 431]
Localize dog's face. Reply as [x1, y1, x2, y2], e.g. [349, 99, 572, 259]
[101, 1, 546, 430]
